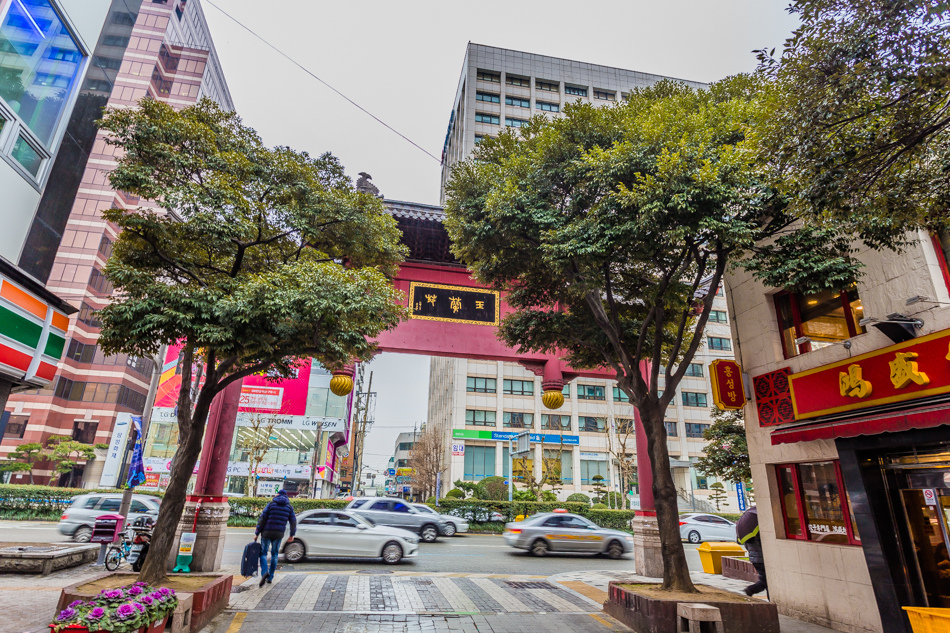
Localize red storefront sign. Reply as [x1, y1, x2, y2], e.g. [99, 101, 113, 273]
[789, 328, 950, 420]
[710, 359, 746, 410]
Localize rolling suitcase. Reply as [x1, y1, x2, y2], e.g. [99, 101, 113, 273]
[241, 541, 262, 577]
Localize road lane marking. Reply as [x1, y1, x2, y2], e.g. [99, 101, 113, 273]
[559, 580, 607, 604]
[225, 612, 246, 633]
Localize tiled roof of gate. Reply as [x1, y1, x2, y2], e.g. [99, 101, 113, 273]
[384, 200, 446, 223]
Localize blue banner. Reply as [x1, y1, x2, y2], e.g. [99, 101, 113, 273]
[736, 482, 747, 512]
[126, 416, 146, 489]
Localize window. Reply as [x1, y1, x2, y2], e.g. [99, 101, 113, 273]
[474, 135, 488, 144]
[506, 117, 528, 128]
[536, 101, 559, 112]
[77, 303, 101, 328]
[685, 423, 708, 438]
[612, 386, 630, 402]
[72, 421, 97, 444]
[467, 377, 496, 393]
[505, 96, 529, 108]
[3, 414, 27, 438]
[349, 499, 367, 509]
[477, 70, 500, 83]
[506, 74, 529, 87]
[82, 497, 101, 509]
[577, 384, 605, 400]
[151, 68, 172, 95]
[11, 135, 42, 175]
[130, 500, 148, 513]
[93, 56, 123, 71]
[335, 513, 361, 528]
[684, 363, 704, 377]
[397, 442, 414, 451]
[112, 11, 137, 26]
[681, 392, 707, 408]
[503, 379, 533, 395]
[543, 449, 572, 483]
[503, 412, 533, 428]
[88, 268, 113, 295]
[614, 418, 635, 435]
[665, 421, 678, 436]
[392, 501, 411, 513]
[300, 512, 333, 526]
[708, 337, 732, 351]
[463, 445, 495, 481]
[777, 461, 860, 545]
[85, 78, 112, 92]
[475, 112, 499, 125]
[465, 410, 496, 427]
[102, 35, 130, 47]
[158, 44, 180, 71]
[708, 310, 728, 324]
[98, 235, 114, 259]
[580, 459, 609, 484]
[97, 498, 122, 511]
[593, 90, 614, 100]
[696, 476, 708, 490]
[565, 85, 588, 97]
[580, 416, 607, 433]
[174, 1, 186, 20]
[476, 92, 499, 103]
[540, 414, 570, 431]
[774, 287, 866, 359]
[536, 80, 558, 92]
[562, 383, 571, 398]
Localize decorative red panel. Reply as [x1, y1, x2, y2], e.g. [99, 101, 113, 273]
[753, 367, 794, 426]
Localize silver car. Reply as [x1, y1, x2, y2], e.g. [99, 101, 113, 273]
[503, 512, 634, 558]
[346, 497, 449, 543]
[282, 510, 419, 564]
[410, 503, 469, 536]
[679, 513, 737, 543]
[58, 493, 161, 542]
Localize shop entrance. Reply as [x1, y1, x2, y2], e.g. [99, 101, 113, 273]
[887, 447, 950, 608]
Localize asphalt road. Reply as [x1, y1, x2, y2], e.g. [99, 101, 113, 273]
[0, 521, 705, 575]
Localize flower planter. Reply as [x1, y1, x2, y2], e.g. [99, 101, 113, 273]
[50, 617, 167, 633]
[50, 582, 177, 633]
[604, 581, 779, 633]
[721, 556, 759, 583]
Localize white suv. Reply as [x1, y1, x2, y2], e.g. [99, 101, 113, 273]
[345, 497, 448, 542]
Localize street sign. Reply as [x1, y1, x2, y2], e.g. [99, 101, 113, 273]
[388, 469, 396, 476]
[513, 431, 531, 456]
[402, 486, 410, 493]
[736, 482, 747, 512]
[452, 443, 465, 456]
[924, 488, 938, 506]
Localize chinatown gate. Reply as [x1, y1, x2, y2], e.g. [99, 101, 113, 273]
[174, 199, 664, 575]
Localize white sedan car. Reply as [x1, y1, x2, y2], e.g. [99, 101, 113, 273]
[282, 510, 420, 564]
[679, 513, 738, 544]
[411, 504, 469, 536]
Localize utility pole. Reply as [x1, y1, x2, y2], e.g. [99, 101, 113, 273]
[350, 370, 373, 496]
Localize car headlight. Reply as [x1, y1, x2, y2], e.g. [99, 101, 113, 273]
[406, 537, 419, 544]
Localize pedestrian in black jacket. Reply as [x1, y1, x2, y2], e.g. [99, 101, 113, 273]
[254, 490, 297, 587]
[737, 505, 767, 596]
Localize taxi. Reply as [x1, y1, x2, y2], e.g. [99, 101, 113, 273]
[502, 510, 634, 558]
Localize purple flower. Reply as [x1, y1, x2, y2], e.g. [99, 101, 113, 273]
[56, 608, 77, 622]
[101, 589, 125, 601]
[134, 581, 148, 587]
[158, 587, 171, 596]
[142, 596, 155, 606]
[134, 602, 145, 612]
[149, 591, 164, 602]
[68, 600, 85, 609]
[115, 603, 137, 620]
[86, 607, 106, 621]
[128, 586, 144, 596]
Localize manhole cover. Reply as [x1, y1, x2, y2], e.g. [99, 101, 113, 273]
[505, 581, 555, 589]
[413, 580, 433, 585]
[356, 570, 393, 575]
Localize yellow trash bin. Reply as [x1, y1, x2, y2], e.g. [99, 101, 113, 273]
[697, 541, 747, 575]
[903, 607, 950, 633]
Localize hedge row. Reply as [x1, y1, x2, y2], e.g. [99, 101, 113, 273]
[429, 498, 639, 532]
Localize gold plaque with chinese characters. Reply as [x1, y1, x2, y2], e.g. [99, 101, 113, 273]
[408, 282, 500, 326]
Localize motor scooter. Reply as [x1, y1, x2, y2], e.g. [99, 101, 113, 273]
[128, 515, 154, 573]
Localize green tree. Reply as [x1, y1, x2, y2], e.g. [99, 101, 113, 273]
[445, 488, 466, 499]
[0, 443, 45, 484]
[443, 77, 860, 592]
[566, 492, 591, 505]
[96, 98, 408, 583]
[475, 476, 508, 501]
[47, 436, 97, 488]
[695, 408, 751, 485]
[453, 480, 479, 498]
[708, 482, 728, 512]
[756, 0, 950, 248]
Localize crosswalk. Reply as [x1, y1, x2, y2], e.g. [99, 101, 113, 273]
[230, 572, 600, 614]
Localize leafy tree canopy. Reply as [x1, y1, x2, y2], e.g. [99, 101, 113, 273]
[756, 0, 950, 248]
[695, 408, 751, 484]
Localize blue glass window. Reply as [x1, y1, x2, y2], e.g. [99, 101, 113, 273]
[0, 0, 84, 146]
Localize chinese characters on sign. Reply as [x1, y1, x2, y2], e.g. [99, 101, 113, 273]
[788, 328, 950, 420]
[710, 360, 746, 410]
[408, 282, 499, 326]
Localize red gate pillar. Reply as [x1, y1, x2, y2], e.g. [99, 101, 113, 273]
[632, 364, 663, 577]
[168, 378, 243, 572]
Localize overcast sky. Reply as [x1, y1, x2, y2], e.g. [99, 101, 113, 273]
[202, 0, 799, 477]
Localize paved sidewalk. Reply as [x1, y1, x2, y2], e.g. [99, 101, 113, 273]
[0, 564, 104, 633]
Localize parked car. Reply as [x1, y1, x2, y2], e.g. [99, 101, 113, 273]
[282, 510, 419, 564]
[58, 493, 161, 542]
[502, 511, 633, 558]
[410, 503, 469, 536]
[447, 506, 505, 523]
[345, 497, 449, 542]
[678, 513, 738, 544]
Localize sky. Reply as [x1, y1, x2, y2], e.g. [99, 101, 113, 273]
[201, 0, 799, 476]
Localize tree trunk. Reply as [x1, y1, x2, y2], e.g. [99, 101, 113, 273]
[139, 394, 212, 584]
[642, 404, 696, 592]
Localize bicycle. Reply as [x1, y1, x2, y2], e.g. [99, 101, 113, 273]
[105, 533, 133, 571]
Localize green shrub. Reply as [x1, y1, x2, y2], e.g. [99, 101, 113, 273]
[587, 508, 637, 531]
[591, 503, 607, 509]
[566, 493, 591, 505]
[425, 496, 437, 504]
[540, 490, 558, 502]
[601, 491, 625, 508]
[475, 476, 508, 500]
[445, 488, 465, 499]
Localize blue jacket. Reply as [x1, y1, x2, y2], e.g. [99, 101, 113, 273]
[256, 494, 296, 537]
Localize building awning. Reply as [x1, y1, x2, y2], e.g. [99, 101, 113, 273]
[771, 400, 950, 445]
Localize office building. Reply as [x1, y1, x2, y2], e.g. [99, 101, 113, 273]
[383, 431, 420, 497]
[3, 0, 233, 486]
[440, 43, 706, 202]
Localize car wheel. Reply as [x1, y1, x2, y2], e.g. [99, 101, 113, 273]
[443, 522, 457, 537]
[73, 526, 92, 543]
[688, 530, 702, 544]
[421, 524, 439, 543]
[605, 540, 624, 559]
[531, 539, 549, 557]
[283, 541, 306, 563]
[382, 542, 403, 564]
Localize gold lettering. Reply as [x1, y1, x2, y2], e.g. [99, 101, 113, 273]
[839, 364, 872, 398]
[449, 296, 462, 313]
[414, 301, 422, 312]
[426, 294, 437, 306]
[889, 352, 930, 389]
[475, 300, 485, 310]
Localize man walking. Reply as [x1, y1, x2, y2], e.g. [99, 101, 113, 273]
[254, 489, 297, 587]
[737, 505, 767, 597]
